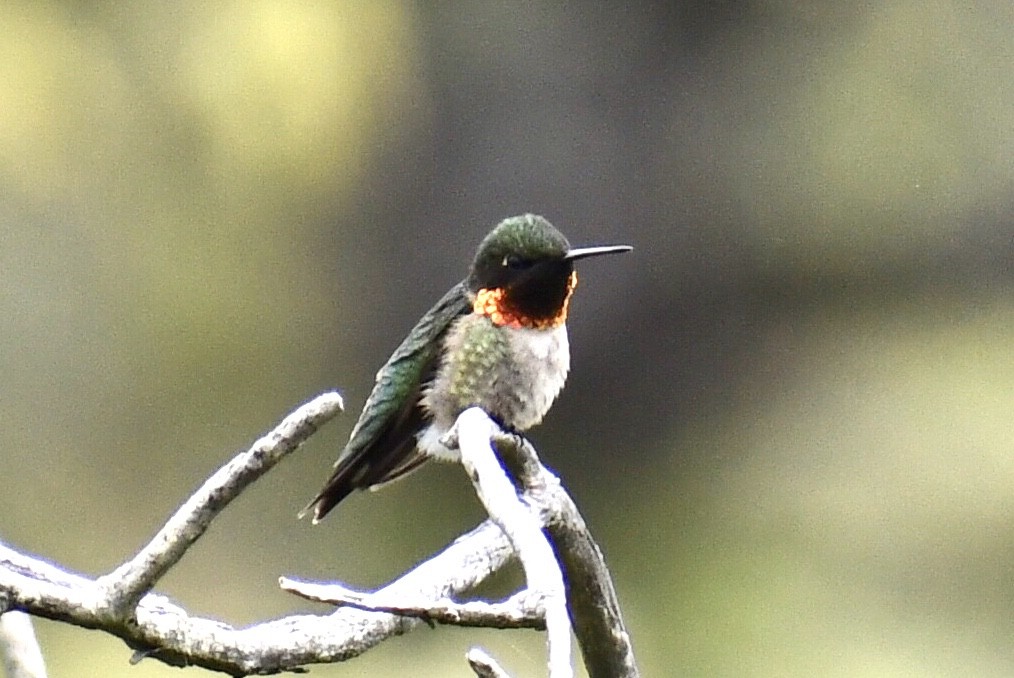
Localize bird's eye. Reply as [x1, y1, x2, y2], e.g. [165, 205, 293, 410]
[502, 254, 532, 270]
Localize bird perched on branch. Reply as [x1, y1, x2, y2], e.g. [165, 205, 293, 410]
[302, 214, 631, 522]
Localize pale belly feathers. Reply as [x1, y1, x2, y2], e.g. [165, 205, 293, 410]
[419, 316, 570, 460]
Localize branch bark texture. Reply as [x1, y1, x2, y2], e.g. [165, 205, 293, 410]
[0, 395, 638, 677]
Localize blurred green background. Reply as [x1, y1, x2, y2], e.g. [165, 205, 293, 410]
[2, 2, 1012, 676]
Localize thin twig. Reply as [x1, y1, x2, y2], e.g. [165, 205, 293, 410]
[467, 647, 513, 678]
[281, 579, 543, 629]
[98, 393, 344, 616]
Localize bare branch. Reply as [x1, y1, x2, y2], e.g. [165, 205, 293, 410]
[493, 432, 640, 678]
[466, 647, 513, 678]
[0, 611, 47, 678]
[1, 395, 638, 676]
[281, 579, 543, 629]
[449, 408, 573, 678]
[1, 519, 518, 675]
[99, 392, 345, 616]
[0, 393, 522, 675]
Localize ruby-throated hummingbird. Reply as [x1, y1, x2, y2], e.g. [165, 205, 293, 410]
[302, 214, 631, 522]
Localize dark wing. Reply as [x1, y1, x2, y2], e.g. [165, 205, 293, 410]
[302, 281, 471, 522]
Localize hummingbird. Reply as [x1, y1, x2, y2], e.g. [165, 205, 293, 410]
[302, 214, 631, 522]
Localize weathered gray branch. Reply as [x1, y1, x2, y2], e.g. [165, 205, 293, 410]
[467, 647, 512, 678]
[0, 395, 638, 677]
[493, 431, 640, 678]
[451, 408, 573, 678]
[99, 392, 345, 615]
[280, 579, 542, 629]
[284, 408, 640, 677]
[1, 519, 518, 675]
[0, 611, 47, 678]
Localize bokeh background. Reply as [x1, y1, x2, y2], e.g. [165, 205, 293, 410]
[2, 2, 1012, 676]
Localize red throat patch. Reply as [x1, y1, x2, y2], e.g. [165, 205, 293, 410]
[473, 271, 578, 329]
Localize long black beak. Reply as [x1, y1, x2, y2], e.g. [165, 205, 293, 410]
[564, 244, 633, 261]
